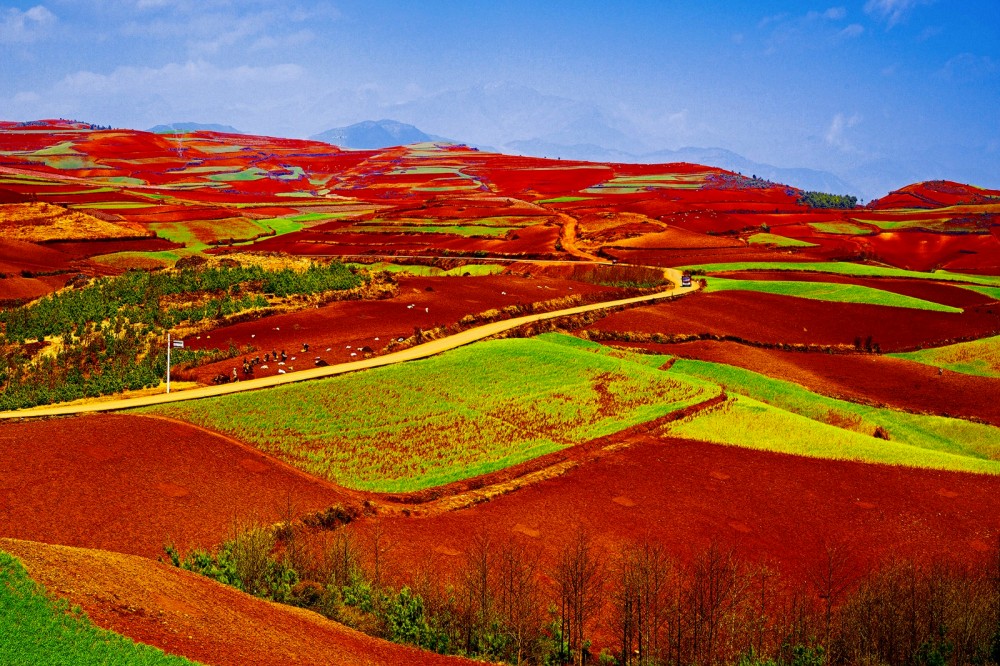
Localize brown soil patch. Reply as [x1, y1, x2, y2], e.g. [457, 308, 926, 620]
[612, 496, 637, 507]
[0, 413, 355, 557]
[0, 538, 478, 666]
[0, 202, 148, 242]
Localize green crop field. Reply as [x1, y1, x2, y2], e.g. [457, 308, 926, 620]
[680, 261, 1000, 288]
[808, 221, 874, 235]
[702, 277, 961, 312]
[139, 335, 717, 492]
[664, 358, 1000, 473]
[745, 232, 818, 247]
[889, 335, 1000, 378]
[0, 550, 199, 665]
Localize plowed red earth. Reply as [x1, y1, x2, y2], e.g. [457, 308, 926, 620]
[618, 339, 1000, 425]
[0, 538, 478, 666]
[181, 274, 621, 383]
[347, 435, 1000, 582]
[588, 290, 1000, 351]
[0, 413, 352, 558]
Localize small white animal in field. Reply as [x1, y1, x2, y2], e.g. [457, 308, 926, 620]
[425, 307, 429, 313]
[278, 369, 286, 374]
[374, 336, 379, 341]
[350, 352, 357, 357]
[260, 365, 268, 369]
[251, 334, 255, 338]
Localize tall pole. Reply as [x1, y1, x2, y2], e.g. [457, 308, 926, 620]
[166, 333, 171, 394]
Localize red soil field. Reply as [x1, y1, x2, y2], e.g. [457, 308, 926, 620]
[43, 237, 181, 259]
[0, 274, 72, 306]
[587, 290, 1000, 352]
[870, 181, 1000, 209]
[622, 338, 1000, 425]
[247, 224, 566, 258]
[0, 413, 353, 558]
[0, 538, 478, 666]
[347, 434, 1000, 583]
[181, 274, 621, 383]
[859, 231, 1000, 273]
[602, 246, 823, 267]
[0, 238, 77, 274]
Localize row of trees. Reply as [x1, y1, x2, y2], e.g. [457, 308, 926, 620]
[798, 191, 859, 209]
[164, 517, 1000, 666]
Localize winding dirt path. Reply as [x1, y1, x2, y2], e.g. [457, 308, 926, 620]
[0, 269, 696, 420]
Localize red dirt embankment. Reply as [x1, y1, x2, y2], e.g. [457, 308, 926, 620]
[0, 538, 480, 666]
[0, 414, 353, 558]
[350, 434, 1000, 582]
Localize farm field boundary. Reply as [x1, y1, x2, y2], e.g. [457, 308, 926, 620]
[0, 268, 695, 420]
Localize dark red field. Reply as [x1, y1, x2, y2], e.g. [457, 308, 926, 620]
[588, 289, 1000, 352]
[0, 413, 353, 558]
[346, 433, 1000, 582]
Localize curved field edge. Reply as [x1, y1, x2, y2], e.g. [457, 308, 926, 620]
[663, 358, 1000, 474]
[889, 334, 1000, 378]
[702, 276, 962, 312]
[137, 335, 718, 492]
[680, 261, 1000, 288]
[0, 550, 199, 665]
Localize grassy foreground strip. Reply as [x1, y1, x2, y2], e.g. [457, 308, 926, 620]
[681, 261, 1000, 288]
[0, 551, 199, 666]
[665, 359, 1000, 474]
[140, 336, 717, 492]
[702, 276, 962, 312]
[890, 334, 1000, 378]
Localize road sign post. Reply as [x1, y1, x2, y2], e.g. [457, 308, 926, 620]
[167, 335, 183, 393]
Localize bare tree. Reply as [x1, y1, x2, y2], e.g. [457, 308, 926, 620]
[553, 525, 605, 665]
[497, 539, 543, 665]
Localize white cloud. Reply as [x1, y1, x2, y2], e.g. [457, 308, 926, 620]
[863, 0, 932, 27]
[824, 7, 847, 20]
[0, 5, 56, 44]
[939, 53, 998, 81]
[825, 112, 862, 151]
[838, 24, 864, 38]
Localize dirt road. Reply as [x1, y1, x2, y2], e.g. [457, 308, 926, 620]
[0, 269, 695, 419]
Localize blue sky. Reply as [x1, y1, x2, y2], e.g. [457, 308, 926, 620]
[1, 0, 997, 197]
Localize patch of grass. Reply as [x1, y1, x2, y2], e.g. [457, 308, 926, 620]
[665, 358, 1000, 471]
[808, 222, 874, 235]
[206, 168, 268, 182]
[889, 335, 1000, 378]
[68, 202, 157, 210]
[139, 336, 717, 492]
[0, 550, 199, 665]
[662, 394, 1000, 475]
[680, 261, 1000, 288]
[745, 232, 817, 248]
[535, 196, 590, 204]
[702, 277, 962, 312]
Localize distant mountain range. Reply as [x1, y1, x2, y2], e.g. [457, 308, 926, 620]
[310, 120, 451, 150]
[309, 117, 856, 196]
[148, 122, 244, 135]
